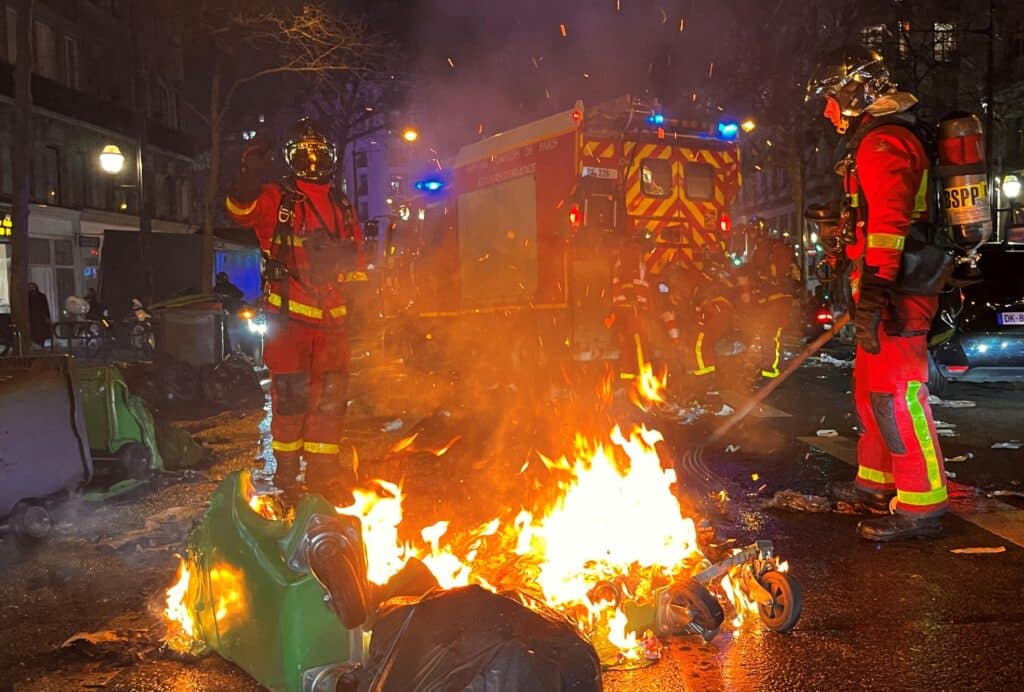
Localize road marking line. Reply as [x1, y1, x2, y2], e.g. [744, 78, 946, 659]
[799, 434, 1024, 548]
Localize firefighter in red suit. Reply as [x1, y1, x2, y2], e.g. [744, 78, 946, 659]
[807, 47, 947, 541]
[610, 234, 653, 379]
[676, 232, 736, 390]
[745, 219, 800, 386]
[227, 118, 365, 504]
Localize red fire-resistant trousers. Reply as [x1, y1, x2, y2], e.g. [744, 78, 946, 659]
[853, 294, 948, 517]
[685, 296, 733, 377]
[263, 316, 353, 493]
[754, 294, 793, 379]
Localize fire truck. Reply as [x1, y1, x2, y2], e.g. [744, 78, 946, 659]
[381, 96, 742, 366]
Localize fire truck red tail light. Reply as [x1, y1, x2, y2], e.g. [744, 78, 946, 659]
[569, 204, 581, 229]
[945, 365, 969, 374]
[816, 308, 833, 323]
[719, 214, 731, 233]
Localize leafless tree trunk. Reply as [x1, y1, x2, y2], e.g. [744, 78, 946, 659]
[201, 61, 222, 293]
[10, 0, 33, 354]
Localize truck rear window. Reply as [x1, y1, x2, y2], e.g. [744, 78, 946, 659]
[684, 162, 715, 201]
[641, 159, 671, 198]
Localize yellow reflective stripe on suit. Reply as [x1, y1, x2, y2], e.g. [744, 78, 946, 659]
[226, 196, 258, 216]
[866, 233, 905, 250]
[272, 439, 304, 453]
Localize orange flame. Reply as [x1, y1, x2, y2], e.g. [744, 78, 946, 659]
[628, 334, 667, 410]
[248, 493, 283, 521]
[164, 560, 194, 643]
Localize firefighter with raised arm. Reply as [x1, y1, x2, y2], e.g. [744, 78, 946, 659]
[745, 218, 801, 387]
[806, 47, 949, 541]
[226, 117, 366, 505]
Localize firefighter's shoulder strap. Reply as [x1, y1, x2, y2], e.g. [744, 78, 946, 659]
[265, 179, 304, 319]
[329, 185, 357, 237]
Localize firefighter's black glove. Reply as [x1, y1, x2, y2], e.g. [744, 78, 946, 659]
[854, 270, 893, 355]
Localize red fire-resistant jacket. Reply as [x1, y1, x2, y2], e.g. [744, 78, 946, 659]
[227, 179, 364, 326]
[844, 118, 929, 293]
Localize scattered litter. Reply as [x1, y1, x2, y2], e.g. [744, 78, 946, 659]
[950, 546, 1006, 555]
[934, 420, 957, 437]
[765, 489, 831, 513]
[988, 490, 1024, 499]
[945, 453, 974, 463]
[816, 429, 839, 437]
[99, 505, 206, 551]
[945, 471, 957, 479]
[61, 630, 128, 648]
[380, 418, 404, 433]
[724, 444, 740, 453]
[991, 440, 1023, 449]
[809, 353, 854, 368]
[714, 404, 734, 416]
[927, 395, 976, 408]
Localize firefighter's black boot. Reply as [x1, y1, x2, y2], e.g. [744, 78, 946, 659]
[273, 455, 304, 506]
[825, 480, 893, 513]
[857, 514, 943, 542]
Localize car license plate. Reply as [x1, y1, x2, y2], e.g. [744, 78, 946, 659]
[998, 311, 1024, 326]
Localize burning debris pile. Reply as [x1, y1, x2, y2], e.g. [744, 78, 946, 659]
[162, 359, 800, 687]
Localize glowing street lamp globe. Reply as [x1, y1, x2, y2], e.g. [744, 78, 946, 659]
[401, 128, 419, 143]
[99, 145, 126, 174]
[1003, 174, 1021, 201]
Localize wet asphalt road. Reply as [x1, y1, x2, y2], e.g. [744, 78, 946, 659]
[2, 344, 1024, 691]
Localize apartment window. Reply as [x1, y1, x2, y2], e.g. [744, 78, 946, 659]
[354, 151, 368, 169]
[179, 180, 191, 221]
[33, 21, 57, 80]
[358, 202, 368, 221]
[33, 145, 61, 205]
[898, 21, 911, 59]
[357, 174, 368, 196]
[64, 36, 80, 89]
[861, 24, 886, 52]
[933, 22, 957, 63]
[5, 7, 16, 63]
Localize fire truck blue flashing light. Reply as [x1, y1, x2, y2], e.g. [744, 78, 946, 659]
[717, 120, 740, 140]
[415, 179, 445, 192]
[647, 113, 665, 125]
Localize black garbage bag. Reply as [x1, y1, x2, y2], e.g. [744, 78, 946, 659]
[359, 585, 602, 692]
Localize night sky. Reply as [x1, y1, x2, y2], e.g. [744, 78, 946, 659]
[403, 0, 738, 151]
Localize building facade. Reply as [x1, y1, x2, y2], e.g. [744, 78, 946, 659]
[0, 0, 198, 320]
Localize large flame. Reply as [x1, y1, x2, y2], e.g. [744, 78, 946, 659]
[163, 373, 777, 663]
[164, 560, 194, 642]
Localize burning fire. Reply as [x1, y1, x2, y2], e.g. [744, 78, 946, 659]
[164, 561, 194, 642]
[163, 363, 783, 664]
[628, 334, 668, 410]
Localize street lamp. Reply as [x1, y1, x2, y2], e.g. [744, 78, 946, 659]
[741, 119, 756, 133]
[401, 127, 419, 143]
[99, 145, 126, 174]
[1003, 174, 1021, 201]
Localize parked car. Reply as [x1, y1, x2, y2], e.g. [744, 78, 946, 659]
[928, 247, 1024, 395]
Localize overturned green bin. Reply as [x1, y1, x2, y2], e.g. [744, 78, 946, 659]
[74, 365, 163, 481]
[171, 470, 368, 692]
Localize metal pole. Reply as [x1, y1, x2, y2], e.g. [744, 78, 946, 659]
[985, 0, 995, 226]
[130, 1, 153, 305]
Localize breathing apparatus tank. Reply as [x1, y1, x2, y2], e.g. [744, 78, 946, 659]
[936, 113, 992, 275]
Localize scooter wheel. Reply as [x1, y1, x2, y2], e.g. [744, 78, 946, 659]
[756, 570, 803, 633]
[663, 577, 725, 641]
[10, 500, 52, 548]
[117, 442, 152, 481]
